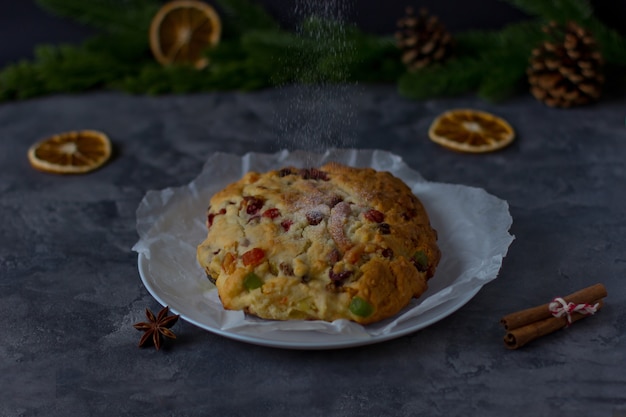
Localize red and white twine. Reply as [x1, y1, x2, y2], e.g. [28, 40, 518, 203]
[548, 297, 600, 325]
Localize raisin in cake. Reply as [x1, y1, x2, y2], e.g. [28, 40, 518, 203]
[196, 162, 441, 325]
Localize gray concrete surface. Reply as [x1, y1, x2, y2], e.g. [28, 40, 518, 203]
[1, 85, 625, 416]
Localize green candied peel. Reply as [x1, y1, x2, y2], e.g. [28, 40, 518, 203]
[349, 296, 374, 317]
[243, 272, 263, 290]
[412, 250, 428, 269]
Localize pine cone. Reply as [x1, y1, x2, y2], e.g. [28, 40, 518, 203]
[527, 21, 604, 108]
[395, 7, 453, 70]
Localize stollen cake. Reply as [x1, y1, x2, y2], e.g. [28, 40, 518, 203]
[196, 163, 441, 325]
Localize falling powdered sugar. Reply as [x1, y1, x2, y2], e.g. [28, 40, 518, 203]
[274, 0, 360, 159]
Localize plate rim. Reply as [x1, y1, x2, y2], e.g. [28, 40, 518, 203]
[137, 252, 482, 350]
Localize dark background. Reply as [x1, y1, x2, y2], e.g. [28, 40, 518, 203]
[1, 0, 625, 68]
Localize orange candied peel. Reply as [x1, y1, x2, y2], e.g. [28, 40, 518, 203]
[27, 130, 112, 174]
[428, 109, 515, 153]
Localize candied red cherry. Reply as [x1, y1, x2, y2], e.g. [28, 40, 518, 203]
[329, 269, 352, 282]
[306, 211, 324, 225]
[298, 168, 329, 181]
[243, 196, 264, 215]
[299, 168, 312, 179]
[262, 208, 281, 219]
[328, 194, 343, 208]
[207, 208, 226, 227]
[363, 209, 384, 223]
[242, 248, 265, 267]
[309, 168, 321, 178]
[308, 168, 328, 181]
[281, 219, 293, 232]
[318, 171, 329, 181]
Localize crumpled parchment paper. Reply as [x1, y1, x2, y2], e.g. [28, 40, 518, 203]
[133, 149, 514, 338]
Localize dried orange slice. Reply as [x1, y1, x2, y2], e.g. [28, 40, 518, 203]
[428, 109, 515, 153]
[27, 130, 112, 174]
[149, 0, 222, 69]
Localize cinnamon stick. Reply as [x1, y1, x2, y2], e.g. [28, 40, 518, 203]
[504, 298, 604, 349]
[500, 283, 607, 331]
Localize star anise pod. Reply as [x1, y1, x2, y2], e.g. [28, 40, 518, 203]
[133, 306, 180, 350]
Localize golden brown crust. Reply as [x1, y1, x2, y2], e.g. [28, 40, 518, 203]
[196, 163, 441, 324]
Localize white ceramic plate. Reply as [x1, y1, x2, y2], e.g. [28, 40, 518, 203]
[134, 149, 514, 350]
[138, 252, 481, 349]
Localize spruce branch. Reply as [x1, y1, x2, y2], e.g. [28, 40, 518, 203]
[1, 0, 625, 102]
[0, 62, 46, 101]
[397, 58, 485, 99]
[584, 18, 626, 66]
[477, 60, 528, 102]
[397, 19, 544, 101]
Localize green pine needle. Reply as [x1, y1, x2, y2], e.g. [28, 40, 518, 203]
[397, 59, 484, 100]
